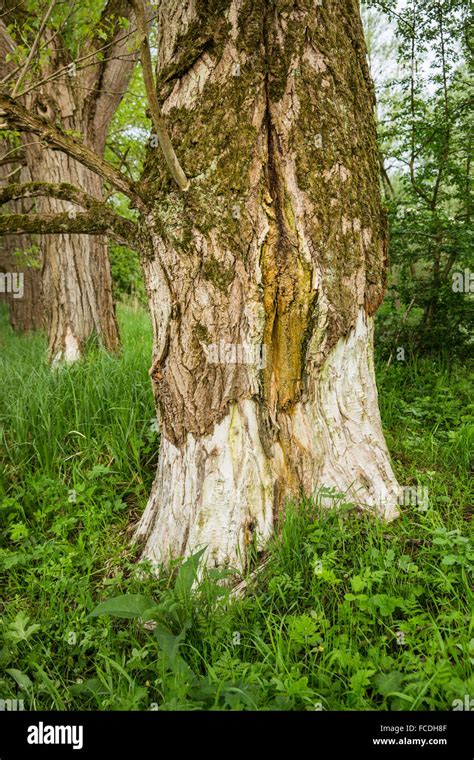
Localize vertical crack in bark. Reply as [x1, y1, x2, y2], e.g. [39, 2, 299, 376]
[259, 0, 313, 508]
[134, 0, 400, 571]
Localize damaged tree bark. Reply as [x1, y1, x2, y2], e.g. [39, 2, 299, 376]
[134, 0, 399, 567]
[0, 0, 400, 570]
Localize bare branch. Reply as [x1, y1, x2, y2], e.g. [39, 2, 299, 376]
[130, 0, 189, 191]
[0, 180, 139, 245]
[0, 139, 40, 165]
[0, 18, 17, 80]
[0, 92, 147, 208]
[2, 164, 21, 180]
[0, 208, 138, 247]
[11, 17, 140, 98]
[11, 0, 57, 96]
[0, 148, 26, 166]
[0, 180, 104, 208]
[1, 3, 80, 86]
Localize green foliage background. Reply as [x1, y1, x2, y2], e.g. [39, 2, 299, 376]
[0, 306, 472, 710]
[364, 0, 473, 357]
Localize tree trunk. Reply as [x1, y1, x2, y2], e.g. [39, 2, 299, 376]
[0, 5, 137, 362]
[28, 147, 119, 361]
[25, 76, 120, 363]
[0, 235, 44, 332]
[0, 142, 44, 332]
[135, 0, 399, 570]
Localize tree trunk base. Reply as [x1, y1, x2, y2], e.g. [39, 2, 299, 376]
[135, 398, 275, 569]
[136, 310, 399, 570]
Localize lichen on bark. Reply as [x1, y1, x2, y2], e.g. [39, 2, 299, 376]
[132, 0, 400, 570]
[139, 0, 391, 447]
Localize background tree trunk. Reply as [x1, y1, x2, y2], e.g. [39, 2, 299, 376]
[26, 113, 119, 362]
[1, 7, 136, 361]
[23, 32, 131, 363]
[0, 30, 43, 332]
[0, 141, 44, 332]
[135, 0, 400, 570]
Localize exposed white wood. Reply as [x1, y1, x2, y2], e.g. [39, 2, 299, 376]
[136, 309, 398, 570]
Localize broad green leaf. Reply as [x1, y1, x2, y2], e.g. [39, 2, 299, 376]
[350, 575, 366, 593]
[174, 548, 207, 597]
[90, 594, 155, 619]
[373, 671, 404, 697]
[5, 612, 40, 643]
[6, 668, 32, 691]
[69, 678, 103, 696]
[350, 669, 376, 692]
[155, 624, 195, 680]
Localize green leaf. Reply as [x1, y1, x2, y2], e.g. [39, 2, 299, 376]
[287, 614, 318, 643]
[174, 548, 207, 597]
[350, 669, 376, 692]
[441, 555, 458, 565]
[90, 594, 155, 619]
[155, 624, 195, 680]
[5, 612, 40, 643]
[350, 575, 366, 593]
[373, 671, 404, 697]
[369, 594, 406, 616]
[69, 678, 102, 696]
[6, 668, 32, 691]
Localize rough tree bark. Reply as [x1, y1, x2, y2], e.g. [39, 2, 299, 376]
[0, 32, 43, 331]
[134, 0, 400, 568]
[0, 144, 44, 331]
[1, 5, 136, 362]
[0, 0, 400, 570]
[25, 99, 120, 363]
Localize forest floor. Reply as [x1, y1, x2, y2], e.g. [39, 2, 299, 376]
[0, 304, 472, 710]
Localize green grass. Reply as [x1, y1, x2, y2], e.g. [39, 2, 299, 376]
[0, 304, 472, 711]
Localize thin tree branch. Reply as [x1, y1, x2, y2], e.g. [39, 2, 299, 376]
[0, 148, 26, 166]
[0, 208, 138, 247]
[11, 16, 140, 98]
[130, 0, 189, 191]
[11, 0, 57, 96]
[0, 92, 147, 208]
[0, 139, 41, 164]
[0, 18, 17, 82]
[379, 153, 394, 199]
[385, 295, 416, 369]
[407, 1, 431, 207]
[429, 4, 451, 212]
[79, 0, 138, 139]
[0, 180, 104, 208]
[1, 164, 22, 180]
[1, 2, 78, 85]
